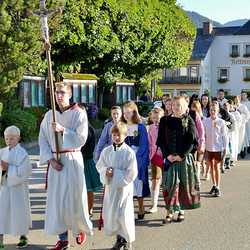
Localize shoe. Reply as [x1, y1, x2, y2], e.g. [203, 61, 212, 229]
[50, 240, 69, 250]
[225, 165, 231, 170]
[137, 213, 145, 220]
[214, 188, 221, 197]
[175, 212, 185, 223]
[111, 235, 126, 250]
[123, 243, 132, 250]
[221, 168, 225, 174]
[230, 161, 235, 167]
[209, 186, 216, 195]
[76, 232, 86, 245]
[16, 236, 28, 249]
[149, 206, 158, 213]
[163, 214, 173, 224]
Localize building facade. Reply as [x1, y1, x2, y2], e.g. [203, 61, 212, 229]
[161, 20, 250, 97]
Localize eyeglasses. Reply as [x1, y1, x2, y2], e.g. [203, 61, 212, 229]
[55, 91, 67, 96]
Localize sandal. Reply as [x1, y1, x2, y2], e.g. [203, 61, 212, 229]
[176, 213, 185, 223]
[163, 214, 173, 224]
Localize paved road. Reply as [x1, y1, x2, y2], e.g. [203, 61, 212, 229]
[4, 147, 250, 250]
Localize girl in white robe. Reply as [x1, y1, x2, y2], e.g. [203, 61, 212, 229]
[0, 126, 32, 249]
[97, 122, 138, 250]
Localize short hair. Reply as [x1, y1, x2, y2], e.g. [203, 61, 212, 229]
[218, 89, 224, 93]
[173, 96, 188, 110]
[111, 106, 121, 111]
[122, 101, 141, 124]
[111, 122, 128, 136]
[210, 103, 219, 111]
[55, 82, 72, 93]
[4, 125, 20, 136]
[228, 99, 234, 105]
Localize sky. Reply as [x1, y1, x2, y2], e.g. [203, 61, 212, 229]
[177, 0, 250, 24]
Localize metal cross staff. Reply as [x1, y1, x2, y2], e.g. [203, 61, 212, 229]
[33, 0, 63, 161]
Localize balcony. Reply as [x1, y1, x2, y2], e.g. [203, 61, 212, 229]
[161, 76, 201, 84]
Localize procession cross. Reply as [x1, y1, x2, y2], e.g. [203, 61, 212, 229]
[33, 0, 63, 161]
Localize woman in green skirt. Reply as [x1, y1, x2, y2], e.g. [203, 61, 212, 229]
[157, 96, 200, 223]
[81, 123, 102, 217]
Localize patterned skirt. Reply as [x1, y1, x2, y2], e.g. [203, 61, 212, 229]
[84, 159, 102, 192]
[162, 154, 200, 212]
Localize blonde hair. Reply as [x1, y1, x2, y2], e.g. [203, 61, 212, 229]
[173, 96, 188, 110]
[4, 125, 20, 136]
[191, 100, 202, 116]
[55, 82, 72, 93]
[111, 122, 128, 136]
[122, 101, 141, 124]
[209, 103, 219, 111]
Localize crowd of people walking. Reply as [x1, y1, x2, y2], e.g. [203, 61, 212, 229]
[1, 82, 250, 250]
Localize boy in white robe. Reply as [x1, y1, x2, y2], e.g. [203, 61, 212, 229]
[39, 82, 93, 250]
[0, 126, 32, 249]
[97, 122, 138, 250]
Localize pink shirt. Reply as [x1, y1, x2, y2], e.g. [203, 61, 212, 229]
[195, 113, 205, 151]
[148, 123, 163, 160]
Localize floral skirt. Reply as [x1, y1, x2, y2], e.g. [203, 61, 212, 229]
[162, 154, 200, 212]
[84, 159, 102, 192]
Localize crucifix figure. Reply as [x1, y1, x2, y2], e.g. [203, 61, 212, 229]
[33, 0, 63, 160]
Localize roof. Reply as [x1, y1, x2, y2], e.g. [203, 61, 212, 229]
[61, 73, 99, 80]
[191, 20, 250, 60]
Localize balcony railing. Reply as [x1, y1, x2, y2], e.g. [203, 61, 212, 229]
[161, 76, 201, 84]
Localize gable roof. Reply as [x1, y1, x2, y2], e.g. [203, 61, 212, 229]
[191, 20, 250, 60]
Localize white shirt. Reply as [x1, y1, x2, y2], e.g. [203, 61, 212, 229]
[203, 117, 228, 152]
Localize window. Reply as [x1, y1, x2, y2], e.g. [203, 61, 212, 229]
[89, 83, 95, 103]
[243, 68, 250, 81]
[179, 67, 188, 77]
[38, 81, 45, 106]
[73, 83, 80, 103]
[218, 68, 229, 83]
[21, 79, 46, 107]
[244, 44, 250, 57]
[81, 84, 87, 103]
[116, 85, 134, 104]
[23, 81, 31, 107]
[190, 66, 198, 77]
[231, 44, 239, 57]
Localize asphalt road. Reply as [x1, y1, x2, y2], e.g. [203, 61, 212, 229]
[3, 147, 250, 250]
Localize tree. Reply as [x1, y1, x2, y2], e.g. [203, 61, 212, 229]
[52, 0, 196, 94]
[0, 1, 43, 101]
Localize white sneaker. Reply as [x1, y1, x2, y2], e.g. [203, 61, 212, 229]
[149, 206, 158, 213]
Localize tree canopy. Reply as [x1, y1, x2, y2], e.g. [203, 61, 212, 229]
[0, 1, 42, 99]
[52, 0, 196, 90]
[0, 0, 196, 101]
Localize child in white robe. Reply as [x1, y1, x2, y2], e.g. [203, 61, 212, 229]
[0, 126, 32, 249]
[97, 122, 138, 250]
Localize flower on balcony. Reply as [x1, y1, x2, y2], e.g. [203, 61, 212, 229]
[243, 77, 250, 82]
[243, 54, 250, 58]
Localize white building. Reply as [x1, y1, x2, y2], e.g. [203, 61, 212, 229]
[161, 20, 250, 97]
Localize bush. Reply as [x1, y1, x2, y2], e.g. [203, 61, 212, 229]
[98, 107, 110, 120]
[0, 137, 5, 147]
[24, 107, 48, 127]
[0, 109, 38, 142]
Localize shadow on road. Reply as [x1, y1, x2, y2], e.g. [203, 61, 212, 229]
[5, 244, 47, 250]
